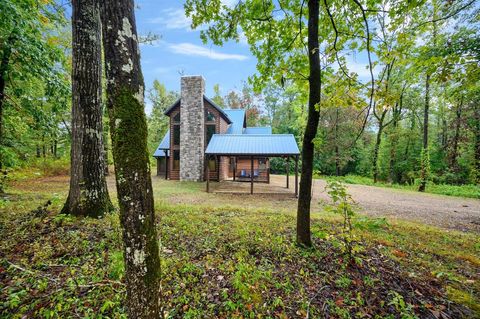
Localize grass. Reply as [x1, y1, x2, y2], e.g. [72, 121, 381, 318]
[0, 170, 479, 318]
[318, 174, 480, 199]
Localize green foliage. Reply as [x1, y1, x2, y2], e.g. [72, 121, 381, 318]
[0, 0, 70, 169]
[1, 169, 479, 317]
[324, 174, 480, 199]
[147, 80, 178, 157]
[325, 180, 358, 262]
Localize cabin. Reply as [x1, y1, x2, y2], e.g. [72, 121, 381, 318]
[153, 76, 300, 193]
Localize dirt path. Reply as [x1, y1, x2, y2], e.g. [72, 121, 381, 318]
[211, 175, 480, 232]
[11, 173, 479, 232]
[306, 176, 479, 232]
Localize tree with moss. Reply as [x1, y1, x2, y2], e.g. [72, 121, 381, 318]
[101, 0, 161, 317]
[62, 0, 112, 217]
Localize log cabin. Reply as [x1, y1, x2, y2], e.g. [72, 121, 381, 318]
[153, 76, 300, 189]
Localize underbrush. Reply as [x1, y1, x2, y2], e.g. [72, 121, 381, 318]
[1, 184, 478, 318]
[320, 174, 480, 199]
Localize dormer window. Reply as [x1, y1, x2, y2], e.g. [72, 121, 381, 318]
[205, 110, 216, 122]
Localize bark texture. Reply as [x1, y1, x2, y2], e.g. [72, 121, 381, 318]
[101, 0, 161, 317]
[296, 0, 321, 248]
[419, 74, 430, 192]
[62, 0, 112, 217]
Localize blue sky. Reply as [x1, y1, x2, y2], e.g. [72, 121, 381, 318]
[135, 0, 378, 113]
[135, 0, 256, 111]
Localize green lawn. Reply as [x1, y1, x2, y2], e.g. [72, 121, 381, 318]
[0, 172, 479, 318]
[318, 174, 480, 199]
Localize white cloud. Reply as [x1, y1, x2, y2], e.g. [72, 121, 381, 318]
[168, 42, 248, 61]
[149, 8, 192, 31]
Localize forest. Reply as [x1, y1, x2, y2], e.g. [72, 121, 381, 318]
[1, 0, 479, 318]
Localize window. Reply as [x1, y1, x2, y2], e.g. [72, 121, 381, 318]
[173, 125, 180, 146]
[173, 112, 180, 122]
[208, 158, 216, 171]
[259, 158, 267, 169]
[173, 150, 180, 170]
[205, 110, 216, 122]
[206, 124, 216, 144]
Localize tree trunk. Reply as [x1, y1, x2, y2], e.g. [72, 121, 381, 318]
[449, 96, 463, 171]
[296, 0, 320, 248]
[372, 112, 386, 183]
[103, 122, 110, 175]
[419, 74, 430, 192]
[473, 102, 480, 184]
[334, 107, 340, 176]
[62, 0, 113, 217]
[101, 0, 161, 317]
[389, 113, 399, 184]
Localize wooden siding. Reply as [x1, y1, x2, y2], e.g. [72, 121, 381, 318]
[229, 157, 270, 182]
[167, 100, 229, 180]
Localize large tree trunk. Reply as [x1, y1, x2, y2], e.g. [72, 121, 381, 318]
[418, 74, 430, 192]
[62, 0, 112, 217]
[296, 0, 321, 248]
[101, 0, 161, 317]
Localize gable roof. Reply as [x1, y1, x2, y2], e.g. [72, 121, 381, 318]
[244, 127, 272, 134]
[153, 129, 170, 157]
[205, 134, 300, 156]
[164, 96, 232, 124]
[223, 109, 246, 134]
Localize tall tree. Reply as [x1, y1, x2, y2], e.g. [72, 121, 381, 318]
[101, 0, 161, 317]
[62, 0, 112, 217]
[0, 0, 67, 172]
[296, 0, 321, 247]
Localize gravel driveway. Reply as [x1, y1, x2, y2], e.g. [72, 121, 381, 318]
[309, 178, 480, 233]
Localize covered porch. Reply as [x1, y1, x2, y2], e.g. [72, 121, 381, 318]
[205, 134, 300, 196]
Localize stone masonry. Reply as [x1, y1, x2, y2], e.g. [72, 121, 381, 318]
[180, 76, 205, 181]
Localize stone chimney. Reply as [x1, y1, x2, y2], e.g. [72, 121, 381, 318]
[180, 76, 205, 181]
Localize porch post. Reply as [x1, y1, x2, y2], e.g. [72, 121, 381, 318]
[165, 150, 169, 180]
[286, 156, 290, 188]
[206, 155, 210, 193]
[233, 156, 236, 181]
[250, 156, 254, 194]
[267, 158, 270, 184]
[294, 155, 299, 198]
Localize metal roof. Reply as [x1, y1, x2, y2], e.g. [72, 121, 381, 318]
[164, 96, 232, 124]
[205, 134, 300, 156]
[223, 109, 246, 134]
[153, 130, 170, 157]
[244, 127, 272, 134]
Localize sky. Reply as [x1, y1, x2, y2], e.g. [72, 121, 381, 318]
[135, 0, 378, 113]
[135, 0, 256, 111]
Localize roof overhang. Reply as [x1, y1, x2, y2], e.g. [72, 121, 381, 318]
[164, 96, 232, 124]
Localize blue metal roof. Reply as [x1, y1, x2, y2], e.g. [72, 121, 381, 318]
[153, 130, 170, 157]
[205, 134, 300, 156]
[223, 109, 246, 134]
[244, 127, 272, 134]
